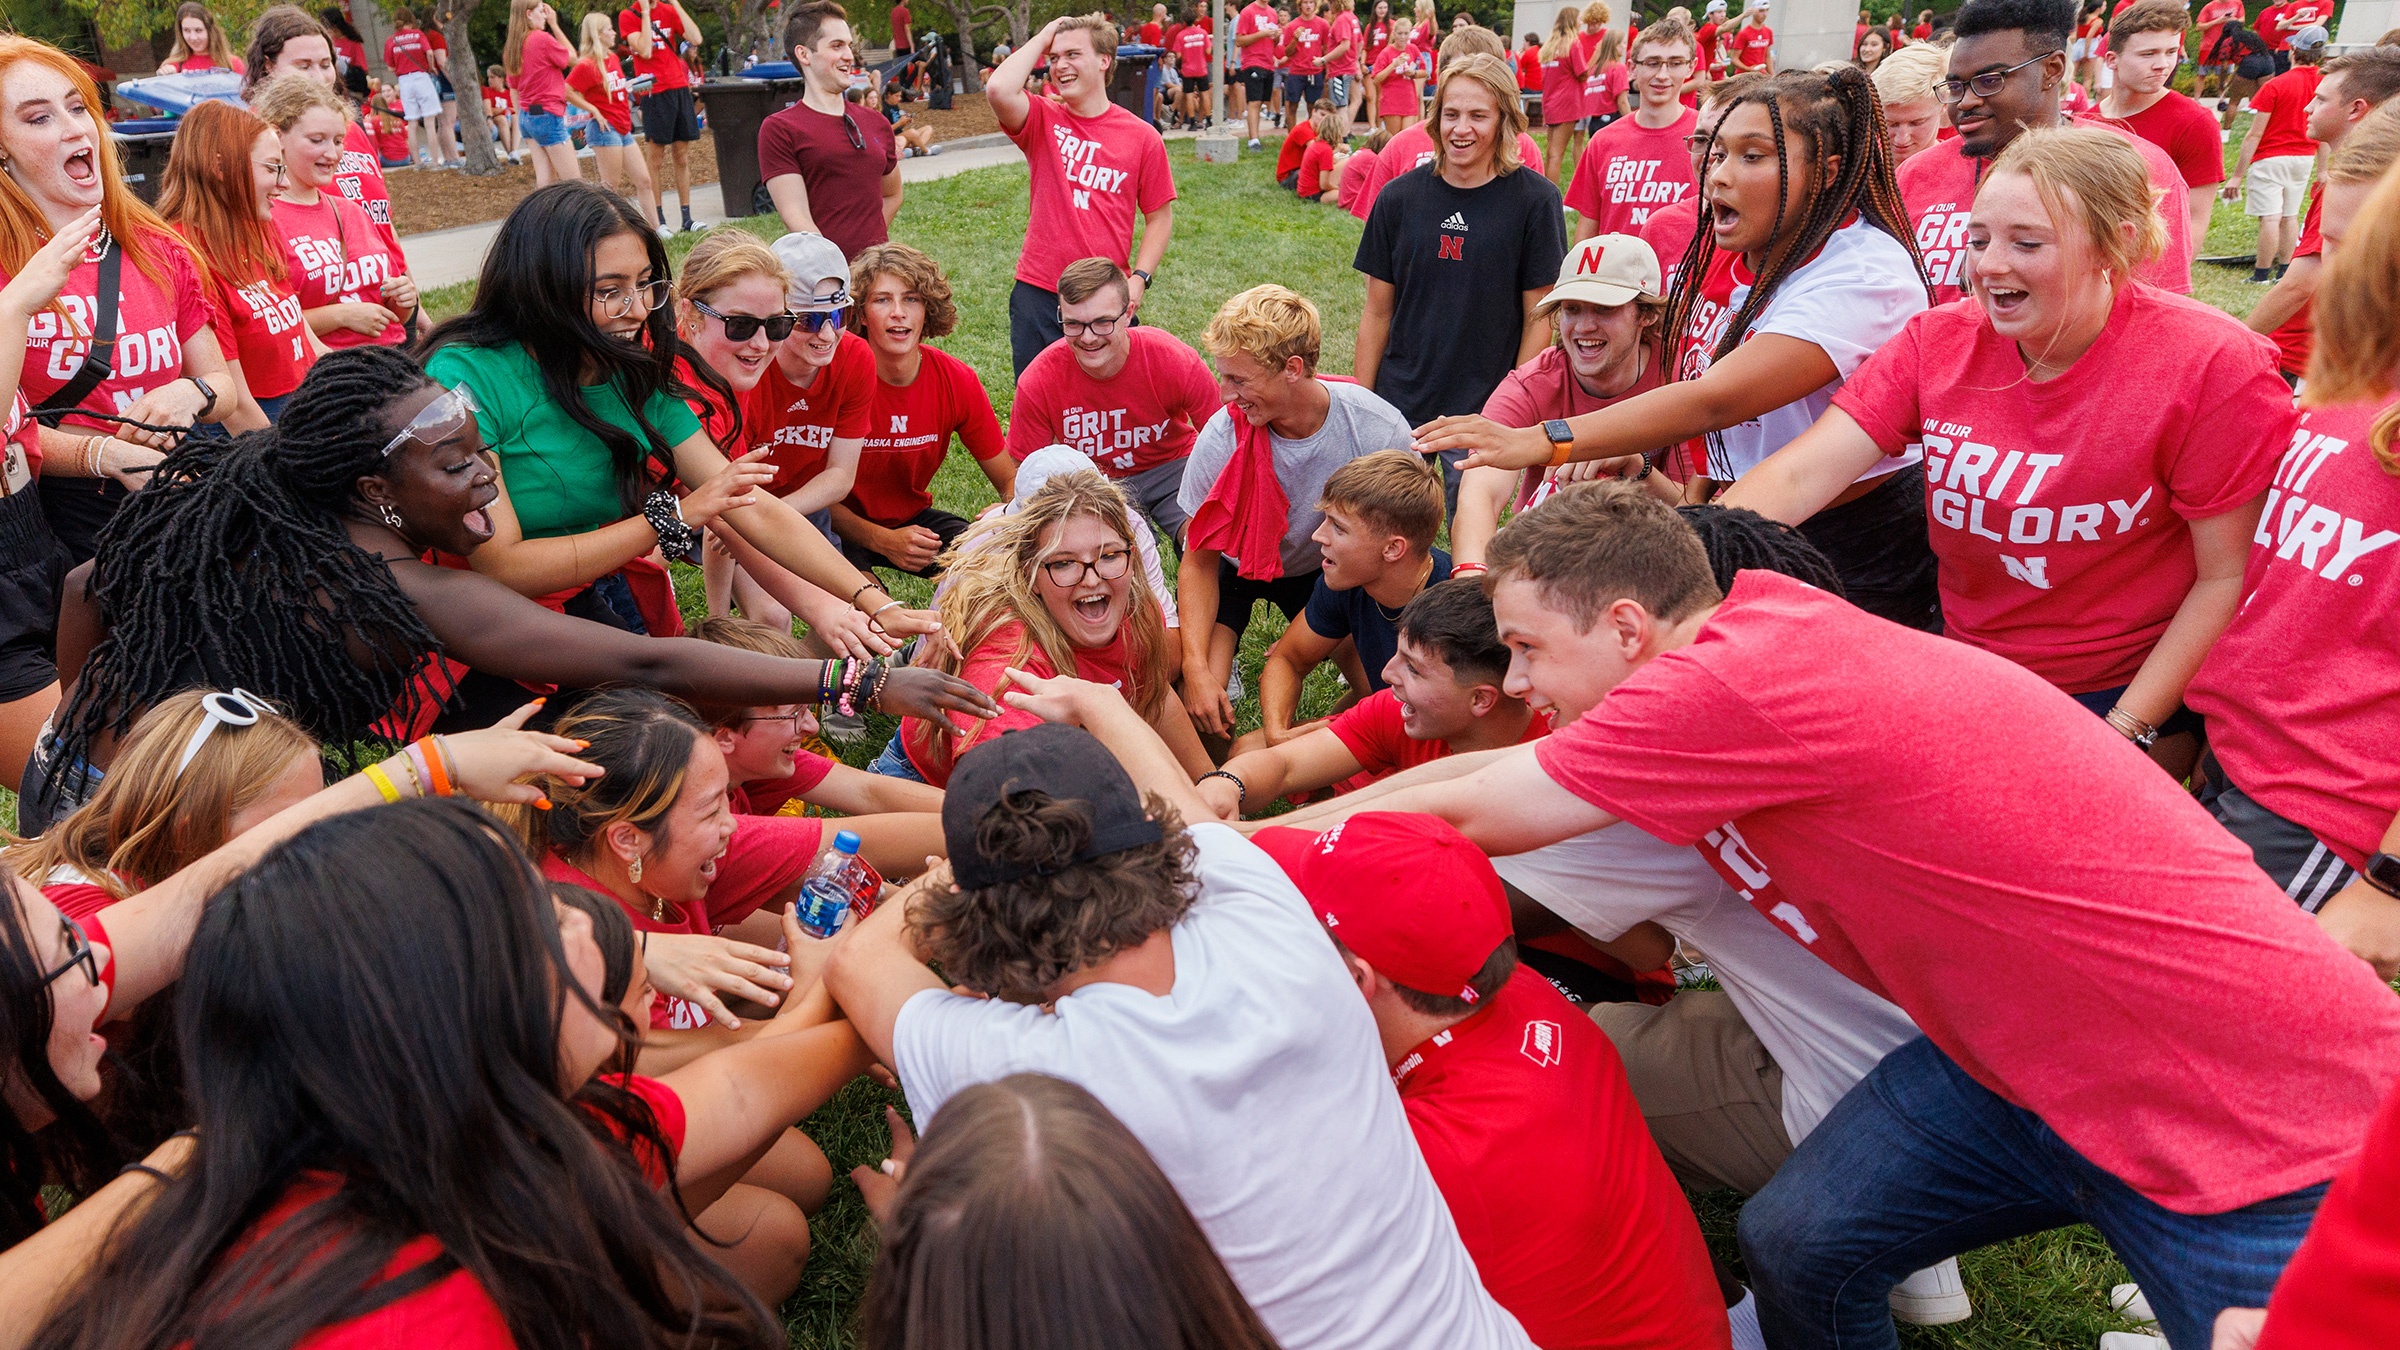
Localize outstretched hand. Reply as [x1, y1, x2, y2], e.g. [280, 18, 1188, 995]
[642, 931, 795, 1030]
[997, 666, 1127, 727]
[875, 666, 1002, 733]
[1413, 414, 1553, 473]
[435, 700, 603, 806]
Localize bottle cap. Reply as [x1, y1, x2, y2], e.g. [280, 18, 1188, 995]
[834, 829, 863, 853]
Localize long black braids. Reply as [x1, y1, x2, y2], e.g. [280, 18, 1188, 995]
[48, 349, 452, 811]
[1679, 504, 1848, 597]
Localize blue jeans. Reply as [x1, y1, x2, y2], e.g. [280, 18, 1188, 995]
[1740, 1037, 2327, 1350]
[519, 106, 570, 146]
[866, 731, 927, 783]
[586, 119, 634, 147]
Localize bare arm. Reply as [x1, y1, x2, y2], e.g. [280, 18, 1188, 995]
[767, 173, 819, 235]
[1256, 614, 1339, 741]
[2184, 184, 2213, 253]
[802, 760, 946, 815]
[881, 166, 905, 225]
[822, 870, 947, 1071]
[1712, 405, 1892, 523]
[2244, 253, 2319, 336]
[2109, 498, 2263, 731]
[1262, 741, 1523, 828]
[2315, 809, 2400, 983]
[2225, 119, 2267, 195]
[1356, 275, 1396, 393]
[1451, 465, 1520, 565]
[462, 462, 683, 597]
[627, 1, 656, 57]
[1516, 288, 1552, 365]
[998, 671, 1216, 823]
[0, 1135, 194, 1349]
[987, 17, 1062, 131]
[1177, 543, 1236, 737]
[1270, 739, 1617, 856]
[782, 438, 862, 516]
[1204, 725, 1369, 818]
[656, 1021, 875, 1183]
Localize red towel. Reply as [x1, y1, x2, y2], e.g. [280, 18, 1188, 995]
[1186, 376, 1358, 582]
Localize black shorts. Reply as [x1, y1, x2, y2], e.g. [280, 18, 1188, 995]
[840, 506, 971, 578]
[1213, 557, 1318, 632]
[2238, 53, 2276, 81]
[1793, 468, 1943, 632]
[0, 488, 67, 704]
[1238, 66, 1276, 101]
[2201, 770, 2361, 910]
[640, 85, 702, 144]
[434, 71, 457, 102]
[1283, 72, 1325, 105]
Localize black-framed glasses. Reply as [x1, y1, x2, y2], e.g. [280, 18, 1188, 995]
[798, 307, 850, 334]
[1634, 57, 1693, 71]
[1059, 308, 1129, 338]
[1040, 548, 1133, 586]
[41, 913, 100, 990]
[1936, 51, 2060, 104]
[693, 298, 798, 342]
[593, 278, 672, 318]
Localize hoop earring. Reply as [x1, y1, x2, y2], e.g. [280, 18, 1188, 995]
[379, 503, 404, 529]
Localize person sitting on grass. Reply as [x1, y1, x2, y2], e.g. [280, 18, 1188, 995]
[1177, 285, 1410, 748]
[690, 615, 945, 819]
[1277, 97, 1326, 187]
[1297, 104, 1353, 200]
[879, 81, 937, 155]
[1245, 449, 1449, 753]
[1198, 577, 1548, 819]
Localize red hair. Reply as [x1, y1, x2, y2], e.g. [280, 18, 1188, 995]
[157, 100, 286, 284]
[0, 36, 198, 300]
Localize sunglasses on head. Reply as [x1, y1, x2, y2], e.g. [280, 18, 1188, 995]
[693, 298, 798, 342]
[379, 382, 482, 460]
[175, 688, 278, 779]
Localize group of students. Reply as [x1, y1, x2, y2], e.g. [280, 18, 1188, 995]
[1, 0, 2399, 1346]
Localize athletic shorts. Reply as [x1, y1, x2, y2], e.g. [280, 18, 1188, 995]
[519, 106, 570, 146]
[1326, 74, 1350, 104]
[2238, 53, 2276, 81]
[1212, 557, 1317, 632]
[397, 70, 442, 120]
[1238, 66, 1276, 101]
[1283, 72, 1324, 104]
[2247, 154, 2312, 216]
[2202, 769, 2361, 911]
[640, 84, 702, 144]
[0, 488, 66, 704]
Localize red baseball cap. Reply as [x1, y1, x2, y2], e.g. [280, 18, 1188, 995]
[1253, 813, 1513, 1005]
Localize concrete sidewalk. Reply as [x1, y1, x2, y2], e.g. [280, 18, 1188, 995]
[401, 134, 1027, 291]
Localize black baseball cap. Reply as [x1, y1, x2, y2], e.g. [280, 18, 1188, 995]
[942, 723, 1165, 889]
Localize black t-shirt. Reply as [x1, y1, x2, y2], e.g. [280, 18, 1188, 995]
[1354, 162, 1568, 430]
[1302, 548, 1453, 692]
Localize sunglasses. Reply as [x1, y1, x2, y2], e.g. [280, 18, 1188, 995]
[379, 382, 482, 460]
[41, 913, 100, 990]
[798, 307, 850, 334]
[693, 298, 798, 342]
[175, 688, 278, 779]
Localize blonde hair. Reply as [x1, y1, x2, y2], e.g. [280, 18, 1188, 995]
[1583, 2, 1612, 29]
[1056, 11, 1121, 65]
[1414, 0, 1436, 23]
[2305, 112, 2400, 472]
[1542, 6, 1583, 61]
[6, 692, 320, 902]
[1310, 104, 1348, 146]
[675, 228, 790, 329]
[1204, 284, 1322, 374]
[1430, 53, 1529, 175]
[927, 472, 1171, 729]
[1438, 23, 1507, 66]
[249, 68, 352, 130]
[1986, 125, 2165, 281]
[1596, 27, 1623, 68]
[579, 11, 620, 63]
[164, 1, 240, 68]
[688, 615, 808, 727]
[1872, 37, 1950, 106]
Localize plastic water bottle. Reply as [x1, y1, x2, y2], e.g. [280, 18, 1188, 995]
[795, 830, 880, 938]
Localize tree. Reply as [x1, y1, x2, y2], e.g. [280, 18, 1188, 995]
[930, 0, 1032, 93]
[435, 1, 506, 174]
[68, 0, 272, 53]
[700, 0, 779, 69]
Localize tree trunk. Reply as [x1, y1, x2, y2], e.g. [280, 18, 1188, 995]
[440, 6, 505, 175]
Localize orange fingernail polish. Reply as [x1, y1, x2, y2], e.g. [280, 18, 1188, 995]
[535, 797, 554, 810]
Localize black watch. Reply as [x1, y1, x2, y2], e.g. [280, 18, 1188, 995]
[187, 375, 217, 419]
[2366, 852, 2400, 900]
[1130, 268, 1154, 284]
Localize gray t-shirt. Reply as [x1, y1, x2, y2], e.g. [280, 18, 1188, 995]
[1177, 380, 1413, 577]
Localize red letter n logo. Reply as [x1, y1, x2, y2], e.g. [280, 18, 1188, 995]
[1437, 234, 1464, 261]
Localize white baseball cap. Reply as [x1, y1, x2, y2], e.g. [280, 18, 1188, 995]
[771, 232, 851, 309]
[1536, 233, 1663, 313]
[1706, 0, 1727, 12]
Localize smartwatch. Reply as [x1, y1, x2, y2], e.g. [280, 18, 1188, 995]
[1543, 418, 1575, 468]
[1130, 268, 1155, 285]
[187, 375, 218, 419]
[2365, 852, 2400, 900]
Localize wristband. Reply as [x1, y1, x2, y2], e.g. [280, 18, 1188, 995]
[2103, 706, 2159, 748]
[429, 735, 460, 795]
[364, 762, 406, 803]
[851, 581, 885, 610]
[643, 487, 699, 557]
[413, 737, 454, 797]
[1199, 769, 1247, 808]
[1451, 562, 1488, 577]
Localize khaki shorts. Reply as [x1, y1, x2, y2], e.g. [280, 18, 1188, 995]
[1590, 990, 1794, 1196]
[2246, 154, 2313, 218]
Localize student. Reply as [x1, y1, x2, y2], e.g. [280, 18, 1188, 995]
[243, 7, 401, 261]
[836, 242, 1013, 577]
[1868, 36, 1949, 162]
[1725, 127, 2292, 774]
[157, 101, 319, 426]
[2245, 50, 2400, 391]
[1581, 25, 1629, 135]
[620, 0, 705, 234]
[1008, 257, 1220, 534]
[1517, 30, 1543, 94]
[156, 2, 243, 74]
[502, 0, 580, 188]
[1200, 577, 1549, 817]
[1697, 0, 1728, 74]
[1369, 20, 1426, 132]
[1176, 9, 1215, 124]
[1325, 0, 1363, 112]
[570, 15, 658, 222]
[1357, 52, 1567, 514]
[1234, 0, 1285, 146]
[1177, 285, 1410, 741]
[27, 348, 997, 830]
[1257, 813, 1730, 1350]
[1250, 449, 1447, 748]
[2186, 105, 2400, 954]
[1899, 0, 2194, 301]
[879, 83, 937, 154]
[1276, 100, 1322, 187]
[2205, 19, 2275, 130]
[1417, 67, 1941, 630]
[1566, 15, 1699, 242]
[858, 1074, 1279, 1350]
[761, 2, 903, 261]
[824, 704, 1539, 1350]
[2228, 24, 2328, 284]
[672, 230, 786, 457]
[1455, 234, 1675, 562]
[1537, 6, 1588, 180]
[1284, 0, 1332, 108]
[255, 75, 418, 353]
[989, 15, 1177, 377]
[875, 470, 1201, 786]
[692, 616, 944, 818]
[2213, 1077, 2400, 1350]
[1354, 26, 1552, 221]
[1297, 105, 1353, 199]
[1854, 25, 1886, 73]
[479, 66, 522, 160]
[1361, 0, 1395, 119]
[1339, 124, 1393, 209]
[1729, 0, 1774, 71]
[2194, 0, 2245, 98]
[2095, 1, 2221, 246]
[1638, 75, 1763, 297]
[382, 6, 448, 167]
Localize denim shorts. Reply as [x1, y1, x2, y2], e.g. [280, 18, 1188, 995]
[586, 119, 634, 147]
[520, 106, 570, 147]
[866, 730, 929, 783]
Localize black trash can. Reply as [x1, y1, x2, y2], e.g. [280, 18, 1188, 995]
[1107, 44, 1165, 126]
[698, 76, 808, 219]
[112, 131, 178, 206]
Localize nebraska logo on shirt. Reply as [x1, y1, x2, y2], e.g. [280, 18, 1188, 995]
[1520, 1019, 1562, 1067]
[1059, 403, 1176, 470]
[1921, 420, 2156, 590]
[1914, 201, 1972, 289]
[2257, 427, 2400, 585]
[1699, 822, 1819, 945]
[1052, 127, 1133, 211]
[889, 414, 908, 434]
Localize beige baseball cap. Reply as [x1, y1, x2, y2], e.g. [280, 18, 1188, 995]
[1536, 233, 1663, 314]
[772, 232, 852, 309]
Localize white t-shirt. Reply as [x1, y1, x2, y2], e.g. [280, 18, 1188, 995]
[1492, 821, 1921, 1142]
[1708, 216, 1928, 484]
[1178, 380, 1415, 577]
[894, 823, 1533, 1350]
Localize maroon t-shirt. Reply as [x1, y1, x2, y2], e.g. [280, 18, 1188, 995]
[757, 99, 900, 263]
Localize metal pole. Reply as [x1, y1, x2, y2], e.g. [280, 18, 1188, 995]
[1212, 0, 1227, 126]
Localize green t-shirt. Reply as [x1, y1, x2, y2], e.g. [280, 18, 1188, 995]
[424, 341, 703, 540]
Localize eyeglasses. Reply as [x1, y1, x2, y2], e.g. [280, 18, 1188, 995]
[798, 307, 850, 334]
[692, 298, 798, 342]
[1059, 308, 1129, 338]
[41, 913, 100, 990]
[1936, 51, 2060, 104]
[1683, 131, 1716, 152]
[1634, 57, 1693, 71]
[593, 278, 672, 318]
[258, 159, 289, 182]
[1039, 548, 1133, 586]
[175, 689, 278, 779]
[379, 381, 482, 460]
[738, 710, 813, 731]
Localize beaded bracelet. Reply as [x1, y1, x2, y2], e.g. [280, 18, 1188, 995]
[860, 657, 889, 710]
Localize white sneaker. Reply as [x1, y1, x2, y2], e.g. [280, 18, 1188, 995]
[1247, 137, 1261, 149]
[2111, 1284, 2156, 1325]
[1225, 666, 1245, 703]
[655, 219, 678, 239]
[1888, 1259, 1972, 1325]
[2098, 1334, 2168, 1350]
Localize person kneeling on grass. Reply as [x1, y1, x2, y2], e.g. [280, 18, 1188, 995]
[690, 615, 945, 819]
[1246, 449, 1449, 752]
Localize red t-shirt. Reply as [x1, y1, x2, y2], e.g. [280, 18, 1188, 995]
[1329, 688, 1551, 779]
[1516, 47, 1542, 90]
[1364, 17, 1393, 62]
[273, 193, 408, 349]
[1004, 97, 1177, 291]
[1007, 323, 1219, 476]
[1140, 21, 1163, 44]
[1482, 345, 1672, 492]
[2257, 3, 2291, 49]
[1898, 121, 2193, 301]
[164, 53, 245, 73]
[513, 29, 574, 112]
[1176, 23, 1213, 76]
[2252, 67, 2322, 161]
[194, 251, 314, 399]
[1337, 145, 1377, 214]
[383, 28, 436, 76]
[890, 3, 912, 43]
[2102, 90, 2227, 189]
[618, 2, 695, 90]
[1582, 60, 1628, 115]
[904, 619, 1146, 785]
[2269, 190, 2322, 374]
[1372, 39, 1426, 114]
[1731, 24, 1773, 67]
[2186, 394, 2400, 870]
[743, 332, 876, 496]
[542, 816, 823, 1030]
[1236, 1, 1281, 68]
[234, 1174, 515, 1348]
[727, 754, 835, 816]
[1695, 20, 1721, 69]
[1540, 45, 1587, 124]
[2255, 1072, 2400, 1350]
[1284, 15, 1331, 74]
[370, 104, 411, 161]
[1536, 568, 2400, 1214]
[2196, 0, 2244, 62]
[1832, 285, 2290, 692]
[8, 233, 210, 437]
[1326, 11, 1362, 76]
[2273, 0, 2334, 44]
[1640, 195, 1701, 294]
[1276, 120, 1317, 180]
[336, 122, 404, 258]
[567, 55, 634, 133]
[1298, 139, 1337, 197]
[677, 356, 744, 451]
[1398, 967, 1727, 1350]
[1563, 107, 1699, 236]
[850, 344, 1004, 524]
